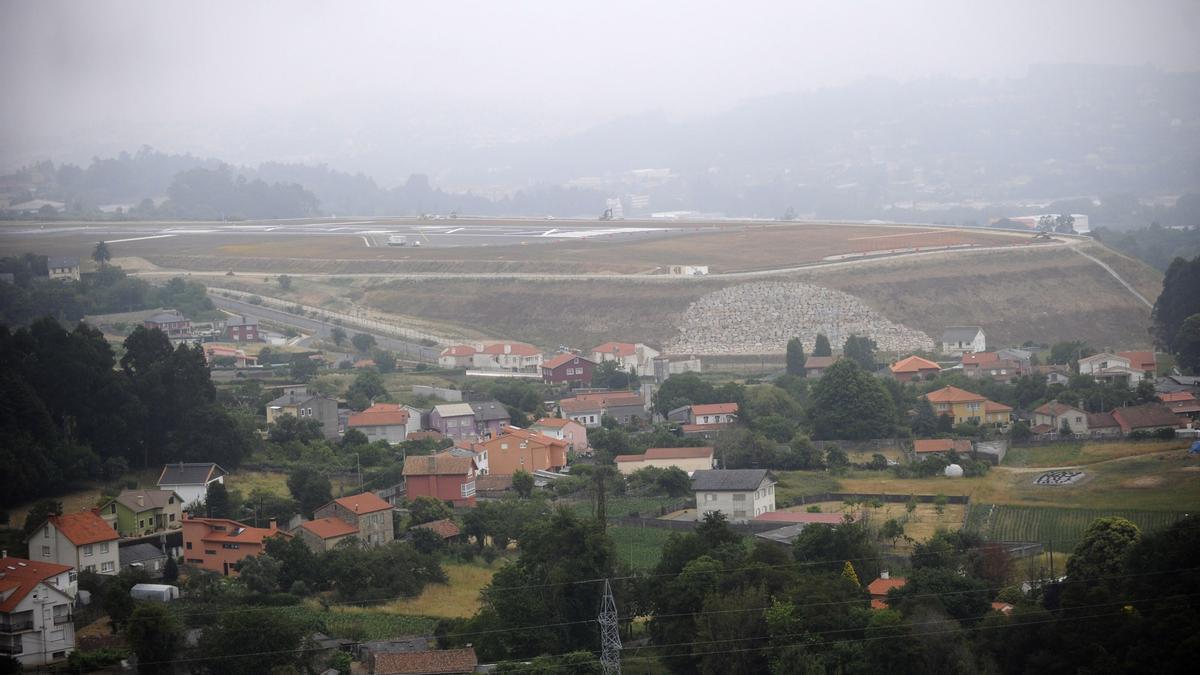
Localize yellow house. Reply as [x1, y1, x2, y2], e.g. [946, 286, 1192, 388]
[613, 447, 715, 476]
[924, 386, 1012, 426]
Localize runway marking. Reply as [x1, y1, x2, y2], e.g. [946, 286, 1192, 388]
[361, 235, 373, 248]
[104, 234, 177, 243]
[847, 230, 941, 241]
[444, 227, 464, 234]
[541, 228, 560, 236]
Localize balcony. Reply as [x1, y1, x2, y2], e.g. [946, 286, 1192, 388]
[0, 642, 22, 655]
[0, 619, 33, 634]
[460, 481, 476, 498]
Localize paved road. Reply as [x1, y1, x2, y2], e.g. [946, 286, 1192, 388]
[210, 295, 439, 361]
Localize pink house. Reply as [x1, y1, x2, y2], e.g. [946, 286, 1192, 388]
[528, 417, 589, 454]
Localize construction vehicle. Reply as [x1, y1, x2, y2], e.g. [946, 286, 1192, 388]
[1032, 231, 1053, 241]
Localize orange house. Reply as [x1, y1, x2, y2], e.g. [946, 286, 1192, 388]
[182, 516, 290, 576]
[474, 426, 568, 475]
[889, 355, 941, 382]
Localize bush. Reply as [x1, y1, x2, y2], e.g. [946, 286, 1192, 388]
[67, 648, 127, 670]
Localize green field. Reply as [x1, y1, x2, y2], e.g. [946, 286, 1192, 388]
[1002, 440, 1183, 468]
[285, 604, 437, 640]
[566, 496, 684, 520]
[965, 504, 1190, 551]
[609, 525, 678, 571]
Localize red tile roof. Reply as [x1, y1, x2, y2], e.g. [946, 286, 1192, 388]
[543, 352, 594, 369]
[189, 517, 290, 544]
[614, 447, 714, 463]
[680, 423, 727, 434]
[753, 511, 855, 524]
[406, 430, 444, 441]
[496, 426, 569, 449]
[1086, 412, 1119, 429]
[481, 342, 540, 356]
[1159, 391, 1196, 403]
[1167, 400, 1200, 415]
[804, 356, 838, 369]
[413, 518, 461, 539]
[331, 492, 393, 515]
[1030, 423, 1054, 434]
[691, 403, 739, 416]
[890, 355, 941, 374]
[984, 401, 1013, 414]
[1112, 403, 1184, 433]
[1034, 401, 1083, 417]
[348, 403, 410, 428]
[47, 511, 119, 545]
[373, 648, 478, 674]
[924, 386, 986, 404]
[962, 351, 1000, 366]
[560, 392, 643, 412]
[592, 341, 637, 357]
[298, 517, 359, 540]
[402, 452, 476, 476]
[913, 439, 973, 454]
[440, 345, 476, 357]
[532, 417, 572, 428]
[867, 576, 907, 598]
[0, 557, 74, 612]
[1117, 351, 1156, 371]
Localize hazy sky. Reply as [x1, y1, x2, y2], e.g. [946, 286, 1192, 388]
[2, 0, 1198, 171]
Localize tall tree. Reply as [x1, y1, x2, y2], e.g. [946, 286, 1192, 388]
[92, 241, 111, 267]
[288, 467, 332, 518]
[1151, 255, 1200, 351]
[126, 603, 181, 675]
[843, 334, 877, 371]
[205, 481, 233, 519]
[1174, 314, 1200, 374]
[785, 337, 806, 376]
[813, 333, 832, 357]
[807, 359, 896, 439]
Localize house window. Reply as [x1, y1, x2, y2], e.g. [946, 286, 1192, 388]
[110, 504, 117, 514]
[139, 519, 145, 528]
[222, 543, 240, 549]
[101, 561, 114, 573]
[44, 528, 49, 539]
[204, 549, 217, 555]
[186, 542, 193, 550]
[100, 542, 109, 554]
[705, 493, 717, 502]
[85, 565, 96, 572]
[41, 545, 50, 557]
[732, 494, 746, 501]
[83, 545, 93, 557]
[169, 514, 175, 522]
[733, 510, 747, 518]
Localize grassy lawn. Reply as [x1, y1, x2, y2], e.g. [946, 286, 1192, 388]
[288, 604, 437, 640]
[791, 501, 965, 543]
[772, 471, 842, 506]
[609, 525, 677, 571]
[566, 496, 684, 520]
[225, 470, 291, 497]
[369, 561, 499, 618]
[1003, 440, 1184, 468]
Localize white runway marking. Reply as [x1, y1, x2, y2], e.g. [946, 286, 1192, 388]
[540, 228, 560, 236]
[361, 236, 373, 248]
[104, 234, 177, 243]
[444, 227, 464, 234]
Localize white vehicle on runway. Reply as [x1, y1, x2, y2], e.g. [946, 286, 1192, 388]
[387, 235, 407, 246]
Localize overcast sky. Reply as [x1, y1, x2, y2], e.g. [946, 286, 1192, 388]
[2, 0, 1198, 171]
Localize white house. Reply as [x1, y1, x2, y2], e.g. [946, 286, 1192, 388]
[589, 342, 660, 375]
[347, 403, 418, 444]
[941, 327, 986, 356]
[472, 342, 543, 371]
[157, 462, 228, 508]
[692, 469, 776, 524]
[0, 556, 78, 666]
[1078, 352, 1147, 385]
[27, 512, 120, 576]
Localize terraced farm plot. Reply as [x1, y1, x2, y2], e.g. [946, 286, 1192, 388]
[965, 504, 1190, 551]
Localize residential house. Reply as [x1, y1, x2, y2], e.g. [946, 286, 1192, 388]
[348, 403, 417, 444]
[1078, 353, 1147, 385]
[589, 341, 660, 375]
[997, 348, 1033, 364]
[448, 445, 489, 475]
[369, 647, 478, 675]
[410, 519, 461, 543]
[1086, 412, 1122, 438]
[1155, 375, 1200, 397]
[46, 256, 81, 281]
[1034, 364, 1072, 386]
[867, 572, 907, 609]
[0, 556, 77, 666]
[468, 400, 511, 438]
[475, 426, 568, 476]
[473, 342, 543, 371]
[294, 518, 361, 554]
[529, 417, 589, 454]
[889, 355, 941, 382]
[203, 345, 257, 368]
[924, 386, 1012, 427]
[157, 462, 227, 509]
[941, 326, 987, 356]
[912, 439, 974, 455]
[224, 315, 260, 342]
[688, 403, 739, 426]
[963, 352, 1027, 382]
[1111, 403, 1184, 435]
[266, 390, 340, 440]
[1160, 392, 1200, 422]
[402, 452, 478, 507]
[1117, 351, 1157, 377]
[541, 353, 596, 387]
[28, 511, 120, 576]
[692, 469, 777, 524]
[181, 516, 289, 576]
[1032, 401, 1090, 435]
[438, 345, 476, 369]
[804, 355, 839, 379]
[99, 489, 184, 538]
[429, 403, 478, 441]
[144, 310, 192, 338]
[558, 391, 648, 428]
[118, 543, 168, 578]
[313, 493, 395, 547]
[614, 447, 715, 475]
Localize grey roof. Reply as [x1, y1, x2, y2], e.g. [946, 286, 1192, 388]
[119, 543, 167, 567]
[226, 315, 259, 327]
[146, 311, 187, 324]
[755, 524, 809, 545]
[433, 403, 475, 418]
[47, 256, 79, 269]
[267, 392, 330, 408]
[112, 489, 181, 512]
[692, 469, 774, 492]
[158, 462, 227, 486]
[447, 447, 479, 458]
[468, 400, 511, 422]
[942, 326, 984, 342]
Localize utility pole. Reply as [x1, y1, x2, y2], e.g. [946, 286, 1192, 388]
[599, 579, 622, 675]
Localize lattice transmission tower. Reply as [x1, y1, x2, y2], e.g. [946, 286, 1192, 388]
[599, 578, 622, 675]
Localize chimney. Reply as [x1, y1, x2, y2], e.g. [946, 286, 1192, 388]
[268, 519, 277, 530]
[136, 495, 144, 508]
[880, 570, 890, 580]
[2, 550, 7, 558]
